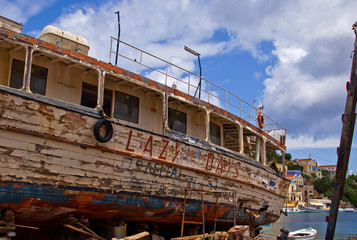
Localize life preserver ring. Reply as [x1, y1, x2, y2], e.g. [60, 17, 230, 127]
[257, 112, 265, 129]
[93, 118, 113, 143]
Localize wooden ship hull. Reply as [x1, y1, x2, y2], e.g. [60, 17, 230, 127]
[0, 16, 290, 236]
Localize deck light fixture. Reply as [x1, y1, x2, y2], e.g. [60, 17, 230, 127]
[184, 46, 202, 99]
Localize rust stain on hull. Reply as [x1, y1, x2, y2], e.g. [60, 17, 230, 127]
[0, 181, 279, 226]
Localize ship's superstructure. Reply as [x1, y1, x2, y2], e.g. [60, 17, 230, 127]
[0, 16, 289, 239]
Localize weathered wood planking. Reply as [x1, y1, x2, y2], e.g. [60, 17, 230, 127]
[0, 90, 287, 193]
[0, 88, 289, 225]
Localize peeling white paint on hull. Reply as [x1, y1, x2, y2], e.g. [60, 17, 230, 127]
[0, 89, 289, 225]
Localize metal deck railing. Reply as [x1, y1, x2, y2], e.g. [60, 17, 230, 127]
[109, 37, 286, 142]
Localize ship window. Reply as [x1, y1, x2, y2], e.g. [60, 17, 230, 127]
[9, 59, 47, 95]
[114, 91, 139, 123]
[168, 108, 186, 134]
[210, 122, 221, 145]
[81, 82, 112, 116]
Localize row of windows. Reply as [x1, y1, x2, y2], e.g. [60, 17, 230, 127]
[80, 82, 140, 123]
[83, 85, 222, 145]
[10, 59, 47, 95]
[9, 59, 223, 145]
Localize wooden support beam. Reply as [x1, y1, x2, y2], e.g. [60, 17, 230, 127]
[171, 231, 228, 240]
[182, 221, 203, 225]
[205, 110, 210, 142]
[261, 138, 266, 165]
[325, 21, 357, 240]
[246, 136, 253, 157]
[255, 137, 260, 162]
[114, 231, 149, 240]
[21, 46, 34, 92]
[14, 224, 39, 230]
[64, 224, 105, 240]
[96, 70, 106, 111]
[239, 125, 244, 154]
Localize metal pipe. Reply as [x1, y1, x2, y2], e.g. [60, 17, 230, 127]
[197, 54, 202, 98]
[114, 11, 120, 66]
[184, 46, 202, 99]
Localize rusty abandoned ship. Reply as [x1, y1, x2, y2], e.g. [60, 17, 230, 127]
[0, 16, 290, 239]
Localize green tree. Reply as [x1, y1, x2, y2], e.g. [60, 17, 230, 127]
[266, 151, 292, 164]
[321, 169, 330, 177]
[314, 175, 332, 195]
[287, 160, 303, 171]
[266, 150, 281, 163]
[312, 174, 357, 208]
[343, 174, 357, 207]
[285, 153, 292, 161]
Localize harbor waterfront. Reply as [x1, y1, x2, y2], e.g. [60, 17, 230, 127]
[261, 211, 357, 240]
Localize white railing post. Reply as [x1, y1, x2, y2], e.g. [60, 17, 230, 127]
[240, 100, 242, 118]
[208, 82, 210, 103]
[225, 91, 228, 110]
[139, 51, 143, 75]
[165, 63, 168, 86]
[109, 38, 113, 64]
[188, 72, 191, 95]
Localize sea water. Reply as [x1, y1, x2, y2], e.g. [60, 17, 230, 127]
[261, 211, 357, 240]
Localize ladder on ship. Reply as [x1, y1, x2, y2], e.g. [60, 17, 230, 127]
[180, 189, 236, 239]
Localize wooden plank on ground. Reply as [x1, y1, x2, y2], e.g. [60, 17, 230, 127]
[113, 231, 149, 240]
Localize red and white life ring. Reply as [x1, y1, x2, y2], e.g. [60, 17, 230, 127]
[257, 112, 265, 129]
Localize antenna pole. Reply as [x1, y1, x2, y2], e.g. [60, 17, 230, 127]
[114, 11, 120, 66]
[184, 46, 202, 99]
[197, 54, 202, 98]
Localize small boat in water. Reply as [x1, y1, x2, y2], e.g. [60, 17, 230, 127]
[299, 206, 329, 213]
[288, 228, 317, 240]
[339, 208, 356, 212]
[277, 227, 317, 240]
[283, 208, 302, 213]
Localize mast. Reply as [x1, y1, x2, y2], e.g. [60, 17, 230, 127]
[325, 21, 357, 240]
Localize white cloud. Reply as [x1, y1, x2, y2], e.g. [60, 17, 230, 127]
[273, 47, 308, 64]
[287, 134, 340, 150]
[0, 0, 56, 23]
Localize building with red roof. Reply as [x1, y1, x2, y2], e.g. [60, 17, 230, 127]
[285, 171, 304, 202]
[319, 164, 337, 178]
[297, 158, 322, 178]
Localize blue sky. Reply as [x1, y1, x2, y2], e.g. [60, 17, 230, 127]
[1, 0, 357, 173]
